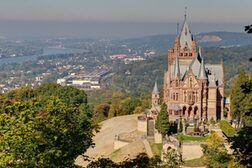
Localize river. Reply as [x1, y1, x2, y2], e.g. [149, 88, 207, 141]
[0, 47, 87, 65]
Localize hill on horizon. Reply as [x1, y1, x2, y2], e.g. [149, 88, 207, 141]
[115, 31, 252, 54]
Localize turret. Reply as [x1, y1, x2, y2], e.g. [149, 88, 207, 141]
[152, 81, 160, 107]
[198, 57, 208, 80]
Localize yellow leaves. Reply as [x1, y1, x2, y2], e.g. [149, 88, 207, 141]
[206, 131, 225, 148]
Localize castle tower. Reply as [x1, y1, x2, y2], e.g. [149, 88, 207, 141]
[163, 13, 224, 121]
[152, 81, 160, 107]
[168, 14, 197, 66]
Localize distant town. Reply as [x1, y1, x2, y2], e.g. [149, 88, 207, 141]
[0, 37, 157, 93]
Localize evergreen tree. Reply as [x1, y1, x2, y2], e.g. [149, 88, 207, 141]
[230, 69, 249, 126]
[231, 77, 252, 167]
[231, 126, 252, 167]
[155, 103, 170, 136]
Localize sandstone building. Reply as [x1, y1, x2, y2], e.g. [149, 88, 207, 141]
[163, 15, 225, 121]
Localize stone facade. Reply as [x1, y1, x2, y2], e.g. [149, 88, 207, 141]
[163, 15, 225, 121]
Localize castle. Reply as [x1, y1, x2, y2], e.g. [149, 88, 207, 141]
[161, 14, 225, 121]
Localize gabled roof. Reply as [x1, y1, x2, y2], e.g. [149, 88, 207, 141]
[179, 14, 193, 50]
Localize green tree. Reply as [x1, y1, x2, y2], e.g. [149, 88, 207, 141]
[239, 79, 252, 126]
[155, 103, 170, 136]
[121, 97, 141, 115]
[87, 158, 117, 168]
[92, 103, 110, 122]
[87, 153, 161, 168]
[162, 148, 181, 168]
[201, 132, 230, 168]
[230, 70, 249, 126]
[231, 126, 252, 167]
[0, 85, 96, 167]
[108, 103, 122, 118]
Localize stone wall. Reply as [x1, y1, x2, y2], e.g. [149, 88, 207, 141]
[137, 115, 147, 133]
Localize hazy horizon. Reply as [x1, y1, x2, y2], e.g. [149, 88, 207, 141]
[0, 20, 248, 39]
[0, 0, 251, 39]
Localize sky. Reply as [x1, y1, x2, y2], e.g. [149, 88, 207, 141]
[0, 0, 251, 39]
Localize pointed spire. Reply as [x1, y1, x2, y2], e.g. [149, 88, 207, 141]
[198, 46, 202, 57]
[174, 53, 180, 78]
[179, 9, 193, 50]
[184, 6, 188, 20]
[197, 46, 203, 62]
[152, 81, 159, 94]
[198, 57, 208, 80]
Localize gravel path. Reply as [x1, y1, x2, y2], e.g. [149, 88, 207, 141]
[75, 114, 139, 167]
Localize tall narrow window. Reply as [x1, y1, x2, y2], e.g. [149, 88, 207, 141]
[176, 93, 179, 101]
[189, 94, 191, 101]
[190, 79, 193, 88]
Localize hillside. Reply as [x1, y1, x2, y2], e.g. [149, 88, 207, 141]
[196, 31, 252, 47]
[115, 32, 252, 55]
[111, 45, 252, 96]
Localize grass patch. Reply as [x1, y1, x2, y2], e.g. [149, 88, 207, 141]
[219, 120, 237, 138]
[151, 143, 162, 156]
[178, 135, 208, 142]
[183, 157, 206, 167]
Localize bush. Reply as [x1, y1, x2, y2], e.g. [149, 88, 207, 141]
[219, 120, 237, 138]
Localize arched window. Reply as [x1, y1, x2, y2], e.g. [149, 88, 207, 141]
[176, 93, 179, 101]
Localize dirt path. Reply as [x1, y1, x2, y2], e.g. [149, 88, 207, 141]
[75, 114, 139, 167]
